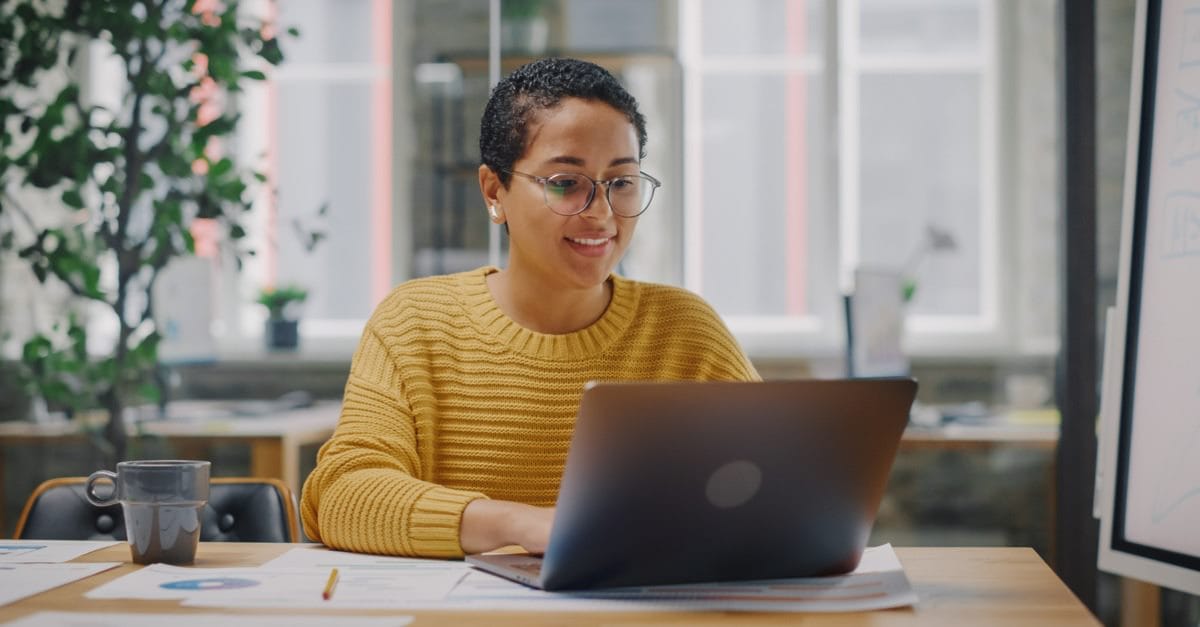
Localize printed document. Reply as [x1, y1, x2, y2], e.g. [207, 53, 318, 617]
[85, 544, 916, 612]
[2, 612, 412, 627]
[0, 540, 120, 563]
[0, 562, 121, 607]
[85, 559, 469, 607]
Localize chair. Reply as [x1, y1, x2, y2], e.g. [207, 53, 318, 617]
[13, 477, 300, 542]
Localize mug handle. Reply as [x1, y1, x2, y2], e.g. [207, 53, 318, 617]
[84, 470, 120, 506]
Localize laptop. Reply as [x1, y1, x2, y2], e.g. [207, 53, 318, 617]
[467, 377, 917, 591]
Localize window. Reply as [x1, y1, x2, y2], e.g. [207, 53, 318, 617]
[223, 0, 1059, 359]
[230, 0, 393, 347]
[680, 0, 1035, 358]
[681, 0, 835, 356]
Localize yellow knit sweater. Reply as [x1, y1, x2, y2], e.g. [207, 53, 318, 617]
[301, 266, 758, 558]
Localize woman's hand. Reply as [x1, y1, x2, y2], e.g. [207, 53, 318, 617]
[460, 499, 555, 555]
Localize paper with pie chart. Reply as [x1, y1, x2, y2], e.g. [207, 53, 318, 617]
[84, 559, 468, 606]
[85, 565, 322, 601]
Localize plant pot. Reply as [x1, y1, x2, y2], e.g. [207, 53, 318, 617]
[265, 319, 299, 351]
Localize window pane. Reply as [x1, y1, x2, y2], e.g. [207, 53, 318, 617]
[275, 82, 376, 318]
[857, 73, 980, 316]
[859, 0, 980, 56]
[700, 0, 824, 57]
[698, 73, 834, 318]
[278, 0, 375, 65]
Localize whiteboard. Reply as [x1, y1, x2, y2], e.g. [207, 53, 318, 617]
[1096, 0, 1200, 596]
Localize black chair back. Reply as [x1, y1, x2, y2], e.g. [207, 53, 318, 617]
[14, 477, 299, 542]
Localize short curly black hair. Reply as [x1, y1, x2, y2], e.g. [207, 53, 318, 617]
[480, 57, 648, 187]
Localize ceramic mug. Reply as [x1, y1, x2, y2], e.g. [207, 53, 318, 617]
[85, 460, 210, 564]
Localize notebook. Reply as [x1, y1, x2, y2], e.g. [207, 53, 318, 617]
[467, 377, 917, 590]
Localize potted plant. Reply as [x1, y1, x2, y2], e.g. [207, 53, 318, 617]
[256, 284, 307, 350]
[0, 1, 291, 462]
[501, 0, 549, 54]
[899, 223, 958, 303]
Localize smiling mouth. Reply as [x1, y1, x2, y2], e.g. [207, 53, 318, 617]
[566, 236, 612, 246]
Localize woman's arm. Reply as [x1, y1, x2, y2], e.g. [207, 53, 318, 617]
[301, 328, 488, 558]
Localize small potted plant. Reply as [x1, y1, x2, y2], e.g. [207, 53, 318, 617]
[501, 0, 549, 54]
[257, 285, 308, 350]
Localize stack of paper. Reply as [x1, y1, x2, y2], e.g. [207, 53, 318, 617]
[0, 540, 122, 607]
[85, 544, 918, 613]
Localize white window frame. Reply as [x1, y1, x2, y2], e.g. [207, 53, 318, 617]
[680, 0, 1013, 359]
[224, 0, 392, 357]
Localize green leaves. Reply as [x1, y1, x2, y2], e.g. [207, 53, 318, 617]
[0, 0, 295, 444]
[257, 284, 308, 320]
[20, 319, 102, 412]
[15, 226, 105, 300]
[18, 319, 165, 414]
[257, 37, 284, 66]
[61, 188, 84, 209]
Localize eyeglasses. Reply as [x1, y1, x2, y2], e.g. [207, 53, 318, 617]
[505, 170, 662, 218]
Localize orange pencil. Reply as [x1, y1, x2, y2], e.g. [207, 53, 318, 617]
[322, 567, 340, 601]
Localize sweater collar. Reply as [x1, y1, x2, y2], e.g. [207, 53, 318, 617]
[460, 266, 639, 361]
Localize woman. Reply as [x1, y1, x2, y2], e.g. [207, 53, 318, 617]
[301, 58, 758, 558]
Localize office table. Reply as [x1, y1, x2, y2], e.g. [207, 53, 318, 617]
[128, 401, 341, 494]
[0, 542, 1099, 625]
[901, 423, 1058, 451]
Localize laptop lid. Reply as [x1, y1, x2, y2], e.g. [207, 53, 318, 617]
[529, 377, 917, 590]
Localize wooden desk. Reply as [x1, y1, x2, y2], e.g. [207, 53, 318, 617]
[901, 423, 1058, 451]
[898, 421, 1060, 566]
[0, 543, 1099, 625]
[0, 403, 340, 532]
[130, 402, 341, 494]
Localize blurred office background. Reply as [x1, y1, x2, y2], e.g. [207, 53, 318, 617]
[0, 1, 1193, 624]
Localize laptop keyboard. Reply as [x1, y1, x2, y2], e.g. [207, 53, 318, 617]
[507, 559, 544, 576]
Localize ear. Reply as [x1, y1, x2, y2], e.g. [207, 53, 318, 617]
[479, 165, 506, 223]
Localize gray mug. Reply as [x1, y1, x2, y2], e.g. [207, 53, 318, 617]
[85, 460, 211, 565]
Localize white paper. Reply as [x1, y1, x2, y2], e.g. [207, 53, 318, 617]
[184, 548, 471, 609]
[0, 540, 120, 563]
[164, 544, 915, 613]
[86, 564, 327, 601]
[2, 612, 412, 627]
[82, 544, 914, 613]
[87, 549, 470, 609]
[260, 546, 472, 572]
[446, 544, 918, 613]
[0, 563, 121, 607]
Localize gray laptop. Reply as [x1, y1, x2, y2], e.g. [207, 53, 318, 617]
[467, 377, 917, 591]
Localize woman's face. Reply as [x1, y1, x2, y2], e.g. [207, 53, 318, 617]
[498, 97, 641, 292]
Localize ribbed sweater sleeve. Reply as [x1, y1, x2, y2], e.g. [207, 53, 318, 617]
[300, 326, 486, 558]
